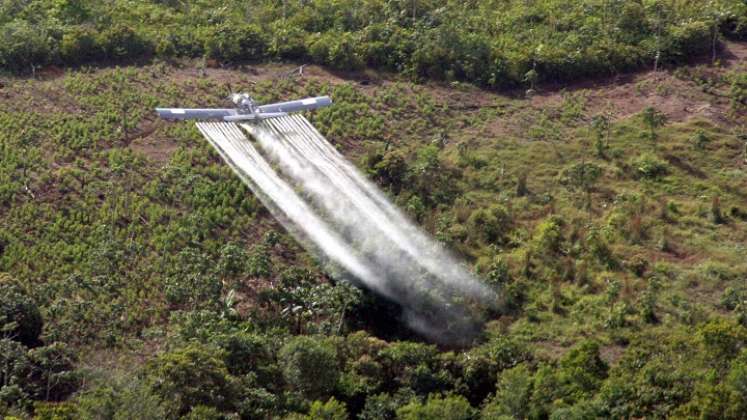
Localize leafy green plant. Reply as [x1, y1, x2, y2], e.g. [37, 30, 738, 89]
[640, 107, 667, 141]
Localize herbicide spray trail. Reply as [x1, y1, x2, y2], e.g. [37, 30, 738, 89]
[197, 117, 497, 344]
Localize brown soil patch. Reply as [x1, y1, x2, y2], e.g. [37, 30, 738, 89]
[130, 133, 179, 164]
[534, 340, 570, 361]
[600, 344, 626, 366]
[527, 41, 747, 125]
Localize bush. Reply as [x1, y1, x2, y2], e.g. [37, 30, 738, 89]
[0, 282, 43, 347]
[279, 336, 339, 401]
[308, 397, 348, 420]
[60, 25, 99, 64]
[77, 376, 165, 420]
[558, 340, 609, 396]
[98, 25, 151, 61]
[147, 344, 237, 417]
[308, 32, 363, 71]
[0, 20, 56, 72]
[396, 394, 477, 420]
[204, 24, 267, 62]
[482, 363, 533, 419]
[0, 339, 31, 398]
[532, 216, 565, 255]
[631, 153, 668, 179]
[26, 343, 79, 401]
[698, 319, 747, 370]
[467, 205, 511, 245]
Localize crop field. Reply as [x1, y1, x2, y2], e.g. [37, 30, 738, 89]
[1, 1, 747, 419]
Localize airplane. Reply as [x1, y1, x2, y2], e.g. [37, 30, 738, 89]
[155, 93, 332, 122]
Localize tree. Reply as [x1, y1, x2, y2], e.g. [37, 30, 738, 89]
[698, 319, 747, 371]
[278, 336, 339, 401]
[481, 363, 533, 419]
[559, 162, 603, 211]
[591, 114, 611, 157]
[0, 339, 30, 394]
[396, 394, 477, 420]
[26, 343, 79, 401]
[0, 282, 43, 347]
[77, 376, 165, 420]
[308, 397, 348, 420]
[147, 344, 237, 418]
[640, 107, 666, 141]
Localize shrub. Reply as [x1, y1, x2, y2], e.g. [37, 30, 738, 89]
[730, 72, 747, 112]
[0, 339, 31, 397]
[77, 376, 165, 420]
[0, 20, 56, 72]
[147, 344, 237, 417]
[558, 340, 609, 396]
[0, 282, 43, 347]
[26, 343, 79, 401]
[467, 205, 511, 245]
[631, 153, 668, 179]
[183, 405, 223, 420]
[396, 393, 477, 420]
[60, 26, 99, 64]
[279, 336, 339, 401]
[481, 363, 533, 419]
[204, 24, 267, 62]
[371, 150, 408, 193]
[98, 25, 152, 61]
[308, 397, 348, 420]
[640, 107, 667, 141]
[698, 319, 747, 370]
[308, 32, 363, 71]
[532, 216, 565, 255]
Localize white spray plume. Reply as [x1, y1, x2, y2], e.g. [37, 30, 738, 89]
[197, 117, 498, 345]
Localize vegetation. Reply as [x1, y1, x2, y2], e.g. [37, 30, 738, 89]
[0, 0, 746, 87]
[0, 0, 746, 419]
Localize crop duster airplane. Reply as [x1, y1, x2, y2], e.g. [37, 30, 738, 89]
[155, 93, 332, 122]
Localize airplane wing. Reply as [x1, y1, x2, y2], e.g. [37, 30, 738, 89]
[256, 96, 332, 114]
[155, 108, 238, 120]
[223, 112, 288, 122]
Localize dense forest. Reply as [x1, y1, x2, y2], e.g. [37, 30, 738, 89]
[1, 0, 747, 419]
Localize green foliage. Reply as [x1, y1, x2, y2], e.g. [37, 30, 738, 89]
[631, 153, 668, 179]
[559, 162, 603, 209]
[32, 401, 78, 420]
[279, 336, 339, 401]
[76, 376, 165, 420]
[0, 339, 31, 399]
[307, 397, 348, 420]
[532, 216, 565, 256]
[467, 205, 511, 245]
[640, 106, 667, 141]
[147, 344, 237, 418]
[204, 24, 266, 62]
[730, 71, 747, 112]
[0, 20, 56, 72]
[0, 281, 43, 347]
[0, 12, 745, 417]
[98, 25, 152, 61]
[396, 393, 476, 420]
[0, 0, 740, 87]
[698, 319, 747, 371]
[26, 342, 78, 401]
[481, 363, 533, 419]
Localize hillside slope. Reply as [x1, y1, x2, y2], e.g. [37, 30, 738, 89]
[0, 42, 746, 418]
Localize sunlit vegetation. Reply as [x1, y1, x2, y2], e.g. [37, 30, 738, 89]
[0, 1, 746, 418]
[1, 0, 747, 87]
